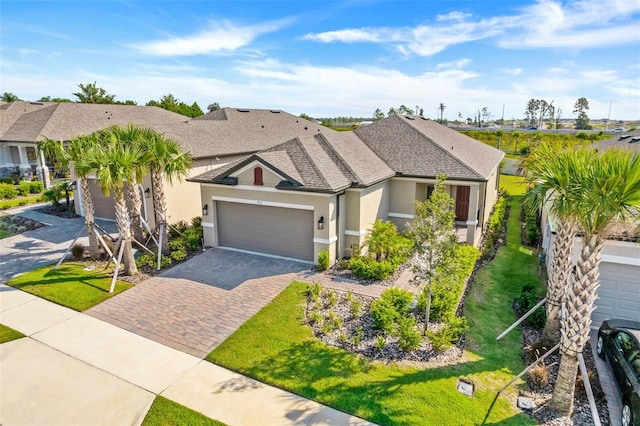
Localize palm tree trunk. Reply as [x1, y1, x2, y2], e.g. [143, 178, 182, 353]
[551, 234, 602, 416]
[541, 218, 575, 346]
[79, 177, 100, 259]
[125, 181, 144, 243]
[151, 168, 169, 254]
[114, 192, 138, 276]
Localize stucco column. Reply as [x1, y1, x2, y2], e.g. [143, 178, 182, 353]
[466, 186, 480, 246]
[37, 150, 51, 188]
[17, 146, 31, 176]
[0, 145, 13, 169]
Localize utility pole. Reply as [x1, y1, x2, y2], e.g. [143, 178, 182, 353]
[605, 99, 612, 131]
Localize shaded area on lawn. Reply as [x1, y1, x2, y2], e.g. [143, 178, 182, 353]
[6, 262, 133, 311]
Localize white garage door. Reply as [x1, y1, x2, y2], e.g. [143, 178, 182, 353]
[217, 201, 314, 262]
[88, 179, 116, 220]
[593, 262, 640, 328]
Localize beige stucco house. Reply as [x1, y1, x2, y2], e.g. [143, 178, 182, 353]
[189, 115, 504, 264]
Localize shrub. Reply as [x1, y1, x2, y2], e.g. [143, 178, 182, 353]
[382, 288, 414, 314]
[349, 298, 363, 318]
[370, 298, 399, 335]
[160, 255, 173, 269]
[70, 243, 85, 260]
[29, 181, 44, 194]
[365, 219, 413, 261]
[183, 229, 200, 251]
[321, 321, 335, 334]
[307, 282, 323, 302]
[0, 177, 13, 185]
[426, 316, 467, 351]
[17, 182, 30, 197]
[170, 249, 187, 262]
[317, 249, 330, 271]
[481, 193, 509, 260]
[0, 183, 18, 199]
[524, 208, 540, 246]
[168, 238, 187, 251]
[397, 316, 422, 351]
[169, 220, 190, 237]
[308, 312, 322, 326]
[529, 363, 549, 389]
[349, 256, 397, 280]
[328, 311, 343, 329]
[326, 290, 338, 307]
[376, 335, 386, 351]
[135, 253, 156, 268]
[517, 283, 546, 329]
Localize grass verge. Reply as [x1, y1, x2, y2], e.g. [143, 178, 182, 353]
[0, 324, 25, 343]
[7, 262, 133, 311]
[0, 195, 43, 210]
[142, 396, 226, 426]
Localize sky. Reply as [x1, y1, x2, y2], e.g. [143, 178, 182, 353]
[1, 0, 639, 120]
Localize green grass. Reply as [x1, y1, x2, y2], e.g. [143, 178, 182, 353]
[0, 195, 43, 210]
[207, 193, 543, 425]
[0, 229, 10, 239]
[7, 262, 133, 311]
[0, 324, 25, 343]
[142, 396, 226, 426]
[499, 174, 527, 196]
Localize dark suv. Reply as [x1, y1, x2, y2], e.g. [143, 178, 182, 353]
[597, 319, 640, 426]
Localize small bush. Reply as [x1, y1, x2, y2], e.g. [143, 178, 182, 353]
[517, 283, 546, 329]
[326, 290, 338, 307]
[170, 249, 187, 262]
[370, 298, 399, 335]
[307, 282, 323, 302]
[427, 328, 454, 352]
[382, 288, 414, 314]
[0, 177, 13, 185]
[17, 182, 30, 196]
[168, 238, 187, 251]
[29, 181, 44, 194]
[308, 312, 322, 326]
[349, 256, 397, 280]
[317, 249, 330, 271]
[0, 183, 18, 200]
[529, 363, 549, 389]
[321, 321, 335, 334]
[376, 335, 386, 351]
[70, 243, 85, 260]
[160, 255, 172, 268]
[349, 298, 363, 318]
[397, 316, 422, 351]
[135, 253, 156, 268]
[170, 220, 189, 237]
[183, 229, 200, 251]
[328, 311, 343, 329]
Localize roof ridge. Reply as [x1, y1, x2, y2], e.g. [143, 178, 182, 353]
[399, 116, 483, 179]
[315, 133, 360, 184]
[293, 137, 331, 189]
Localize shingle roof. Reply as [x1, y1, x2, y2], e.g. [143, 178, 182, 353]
[354, 115, 504, 180]
[0, 103, 188, 142]
[0, 101, 52, 135]
[152, 108, 333, 159]
[592, 130, 640, 153]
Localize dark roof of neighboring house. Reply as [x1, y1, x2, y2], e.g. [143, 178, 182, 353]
[0, 101, 53, 135]
[190, 115, 503, 193]
[152, 108, 333, 159]
[354, 115, 504, 180]
[592, 130, 640, 153]
[0, 103, 189, 142]
[190, 132, 395, 192]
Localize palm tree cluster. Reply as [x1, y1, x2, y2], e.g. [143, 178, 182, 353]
[37, 125, 192, 276]
[523, 142, 640, 416]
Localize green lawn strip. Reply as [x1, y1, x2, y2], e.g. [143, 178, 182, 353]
[6, 262, 133, 311]
[0, 195, 43, 210]
[499, 174, 527, 196]
[0, 324, 25, 343]
[142, 396, 226, 426]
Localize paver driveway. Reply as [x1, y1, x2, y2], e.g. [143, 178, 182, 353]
[86, 248, 310, 358]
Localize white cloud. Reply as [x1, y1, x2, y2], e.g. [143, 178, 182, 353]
[18, 48, 38, 56]
[501, 68, 523, 76]
[131, 18, 292, 56]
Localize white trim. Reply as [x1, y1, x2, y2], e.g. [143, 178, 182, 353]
[230, 160, 286, 181]
[466, 220, 478, 226]
[218, 246, 313, 265]
[388, 212, 414, 219]
[603, 239, 640, 249]
[313, 236, 337, 244]
[345, 229, 367, 237]
[392, 176, 482, 186]
[601, 254, 640, 266]
[198, 182, 332, 197]
[201, 222, 214, 228]
[212, 196, 314, 211]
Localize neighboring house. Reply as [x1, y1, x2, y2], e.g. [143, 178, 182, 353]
[189, 114, 504, 264]
[540, 132, 640, 328]
[0, 102, 327, 228]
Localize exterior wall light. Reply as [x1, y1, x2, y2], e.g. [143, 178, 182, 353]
[317, 216, 324, 230]
[202, 204, 209, 216]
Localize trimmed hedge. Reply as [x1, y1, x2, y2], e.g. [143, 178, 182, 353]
[0, 183, 18, 199]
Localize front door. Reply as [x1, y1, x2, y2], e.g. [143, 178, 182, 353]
[455, 186, 470, 222]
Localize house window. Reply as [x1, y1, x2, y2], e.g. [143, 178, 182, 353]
[427, 185, 435, 199]
[253, 167, 263, 186]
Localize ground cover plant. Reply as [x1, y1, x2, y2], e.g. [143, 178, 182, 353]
[7, 262, 133, 311]
[141, 396, 226, 426]
[0, 214, 45, 238]
[0, 324, 25, 343]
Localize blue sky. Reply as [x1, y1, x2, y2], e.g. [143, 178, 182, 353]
[1, 0, 639, 120]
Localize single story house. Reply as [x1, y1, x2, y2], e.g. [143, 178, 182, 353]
[189, 114, 504, 264]
[541, 131, 640, 328]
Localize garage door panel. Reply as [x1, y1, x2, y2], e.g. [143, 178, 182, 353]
[217, 202, 313, 261]
[88, 179, 116, 220]
[593, 262, 640, 328]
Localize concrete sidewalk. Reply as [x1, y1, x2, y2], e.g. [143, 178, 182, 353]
[0, 284, 373, 426]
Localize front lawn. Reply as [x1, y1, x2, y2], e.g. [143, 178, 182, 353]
[208, 177, 540, 425]
[0, 324, 25, 343]
[6, 262, 133, 311]
[142, 396, 226, 426]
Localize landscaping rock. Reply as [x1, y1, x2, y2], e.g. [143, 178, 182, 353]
[457, 378, 474, 397]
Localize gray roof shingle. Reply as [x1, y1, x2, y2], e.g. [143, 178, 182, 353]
[592, 130, 640, 153]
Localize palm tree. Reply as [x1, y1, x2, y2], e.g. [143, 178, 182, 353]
[551, 148, 640, 415]
[522, 143, 587, 346]
[93, 130, 144, 275]
[38, 137, 102, 258]
[138, 130, 192, 254]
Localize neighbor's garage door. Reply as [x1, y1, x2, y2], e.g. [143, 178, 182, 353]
[88, 179, 116, 220]
[217, 201, 314, 262]
[593, 262, 640, 328]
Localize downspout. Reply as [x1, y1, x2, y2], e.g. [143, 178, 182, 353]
[336, 191, 345, 261]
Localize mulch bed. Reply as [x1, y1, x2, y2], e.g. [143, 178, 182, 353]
[35, 202, 79, 218]
[0, 214, 45, 236]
